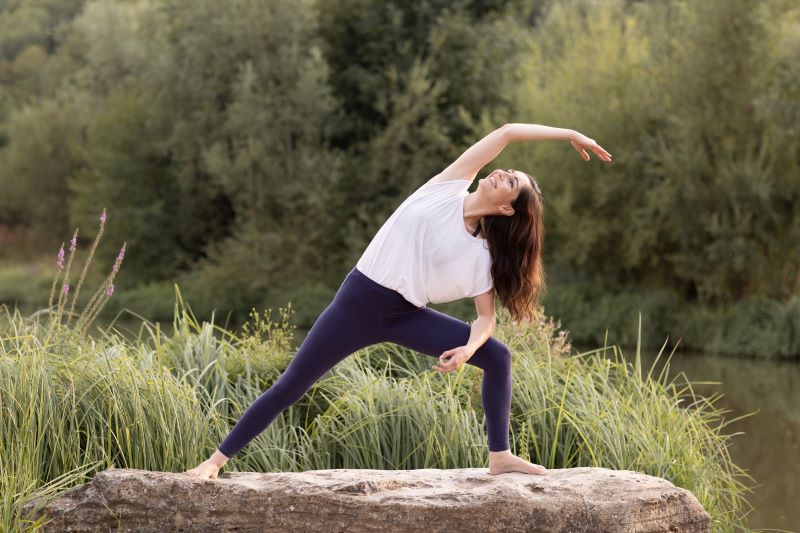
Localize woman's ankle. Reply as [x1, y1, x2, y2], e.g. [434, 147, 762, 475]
[209, 450, 230, 468]
[488, 449, 512, 457]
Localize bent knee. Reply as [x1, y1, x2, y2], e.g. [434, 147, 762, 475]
[477, 338, 512, 373]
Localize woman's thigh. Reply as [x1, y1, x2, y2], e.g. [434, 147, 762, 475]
[280, 296, 385, 388]
[379, 307, 511, 372]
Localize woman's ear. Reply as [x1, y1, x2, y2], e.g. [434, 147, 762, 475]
[500, 205, 514, 217]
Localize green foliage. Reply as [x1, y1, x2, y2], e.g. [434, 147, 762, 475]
[683, 294, 800, 359]
[68, 87, 179, 284]
[0, 0, 85, 61]
[542, 278, 688, 350]
[0, 0, 86, 147]
[317, 0, 526, 144]
[503, 0, 799, 307]
[101, 278, 178, 324]
[222, 306, 297, 389]
[0, 303, 230, 531]
[0, 261, 51, 312]
[544, 279, 800, 359]
[0, 0, 797, 360]
[0, 94, 84, 238]
[152, 0, 345, 308]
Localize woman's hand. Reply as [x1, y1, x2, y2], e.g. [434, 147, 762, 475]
[570, 132, 612, 162]
[431, 346, 473, 374]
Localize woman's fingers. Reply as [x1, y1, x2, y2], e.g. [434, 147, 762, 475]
[574, 144, 589, 160]
[433, 359, 455, 373]
[431, 358, 462, 374]
[593, 148, 610, 161]
[584, 144, 612, 161]
[432, 347, 474, 374]
[594, 144, 612, 159]
[573, 136, 612, 162]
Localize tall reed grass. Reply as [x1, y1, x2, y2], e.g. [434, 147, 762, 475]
[2, 292, 756, 532]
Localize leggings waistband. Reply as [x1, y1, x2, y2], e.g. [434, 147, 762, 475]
[343, 267, 425, 312]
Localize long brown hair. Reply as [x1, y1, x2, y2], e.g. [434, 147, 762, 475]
[479, 171, 547, 324]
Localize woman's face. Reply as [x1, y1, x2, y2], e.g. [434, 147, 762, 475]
[478, 168, 527, 213]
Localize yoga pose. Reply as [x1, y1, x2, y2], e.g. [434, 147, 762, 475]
[185, 123, 612, 480]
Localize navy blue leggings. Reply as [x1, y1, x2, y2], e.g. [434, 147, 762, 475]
[217, 266, 512, 458]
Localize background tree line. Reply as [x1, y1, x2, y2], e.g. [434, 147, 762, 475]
[0, 0, 797, 358]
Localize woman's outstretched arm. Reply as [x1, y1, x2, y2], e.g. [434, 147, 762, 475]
[506, 123, 612, 162]
[433, 122, 611, 184]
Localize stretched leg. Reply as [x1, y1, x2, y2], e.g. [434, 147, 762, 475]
[380, 307, 512, 452]
[215, 299, 383, 459]
[380, 306, 547, 475]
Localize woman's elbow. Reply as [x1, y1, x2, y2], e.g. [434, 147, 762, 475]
[499, 123, 514, 142]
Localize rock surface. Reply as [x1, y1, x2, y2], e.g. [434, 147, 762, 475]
[22, 466, 711, 532]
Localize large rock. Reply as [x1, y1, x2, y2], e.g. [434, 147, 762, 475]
[22, 466, 711, 532]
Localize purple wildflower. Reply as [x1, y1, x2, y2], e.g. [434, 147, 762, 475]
[100, 208, 106, 224]
[112, 243, 126, 274]
[62, 282, 69, 295]
[70, 229, 78, 252]
[57, 245, 65, 270]
[106, 283, 114, 297]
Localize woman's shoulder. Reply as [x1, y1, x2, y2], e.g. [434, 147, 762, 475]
[426, 171, 473, 186]
[405, 174, 470, 205]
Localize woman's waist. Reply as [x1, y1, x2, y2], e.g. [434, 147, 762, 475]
[342, 267, 426, 311]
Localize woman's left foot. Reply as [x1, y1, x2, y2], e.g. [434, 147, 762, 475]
[488, 450, 548, 476]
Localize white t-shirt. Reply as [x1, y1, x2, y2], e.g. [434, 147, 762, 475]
[356, 177, 493, 307]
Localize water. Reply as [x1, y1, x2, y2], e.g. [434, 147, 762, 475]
[577, 343, 799, 532]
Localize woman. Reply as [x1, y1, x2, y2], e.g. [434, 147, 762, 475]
[185, 122, 612, 479]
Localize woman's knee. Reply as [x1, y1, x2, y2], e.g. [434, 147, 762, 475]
[472, 338, 512, 374]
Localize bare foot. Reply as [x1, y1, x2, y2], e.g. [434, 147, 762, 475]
[488, 450, 548, 476]
[184, 459, 222, 480]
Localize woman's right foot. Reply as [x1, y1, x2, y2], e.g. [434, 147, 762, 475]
[488, 450, 548, 476]
[184, 459, 222, 480]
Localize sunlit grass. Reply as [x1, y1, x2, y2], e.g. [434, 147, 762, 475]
[506, 320, 757, 532]
[1, 296, 755, 532]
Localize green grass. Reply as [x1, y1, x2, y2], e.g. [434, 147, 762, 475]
[1, 294, 756, 532]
